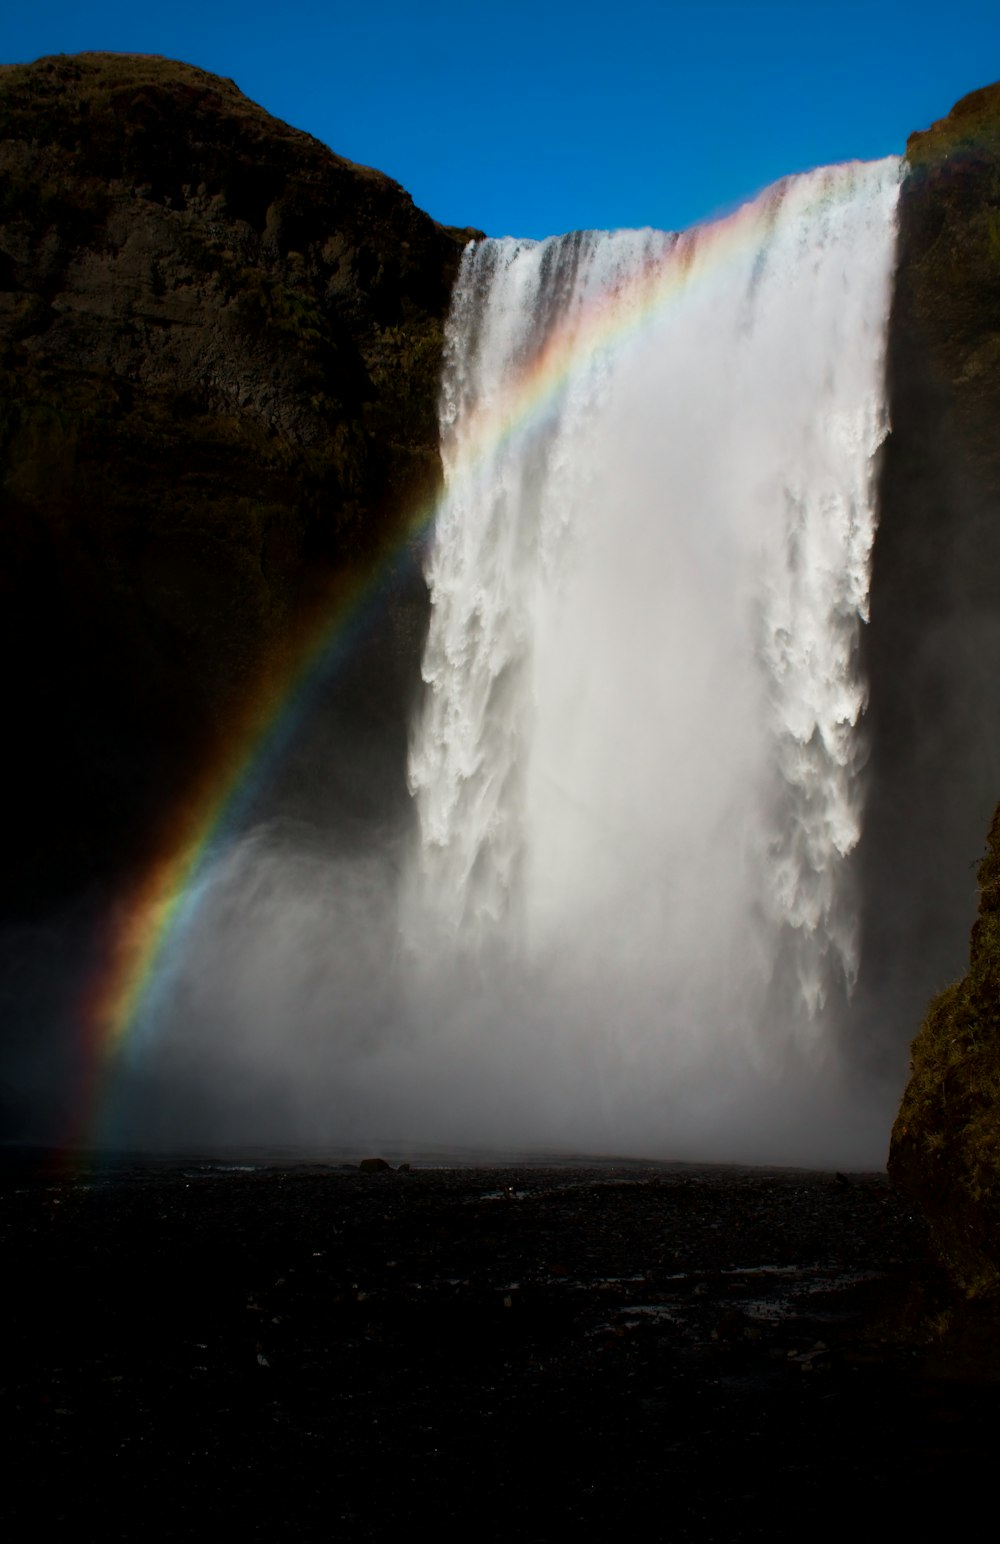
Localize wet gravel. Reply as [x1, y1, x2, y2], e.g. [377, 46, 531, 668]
[3, 1151, 997, 1539]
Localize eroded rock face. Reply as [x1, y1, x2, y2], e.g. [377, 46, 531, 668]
[856, 83, 1000, 1073]
[880, 84, 1000, 1297]
[0, 52, 474, 913]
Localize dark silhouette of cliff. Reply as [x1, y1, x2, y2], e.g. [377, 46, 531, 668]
[869, 83, 1000, 1303]
[0, 52, 475, 915]
[859, 82, 1000, 1060]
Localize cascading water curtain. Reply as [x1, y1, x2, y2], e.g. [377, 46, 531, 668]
[404, 158, 901, 1164]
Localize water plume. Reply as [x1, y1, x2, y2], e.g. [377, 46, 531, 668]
[403, 158, 902, 1163]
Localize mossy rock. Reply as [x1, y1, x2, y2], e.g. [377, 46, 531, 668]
[889, 804, 1000, 1299]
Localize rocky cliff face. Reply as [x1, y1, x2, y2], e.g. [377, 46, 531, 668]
[0, 52, 473, 915]
[855, 84, 1000, 1057]
[877, 84, 1000, 1298]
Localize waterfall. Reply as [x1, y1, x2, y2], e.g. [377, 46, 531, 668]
[403, 159, 901, 1162]
[105, 159, 904, 1167]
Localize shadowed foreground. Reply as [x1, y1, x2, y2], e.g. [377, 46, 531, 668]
[4, 1153, 997, 1540]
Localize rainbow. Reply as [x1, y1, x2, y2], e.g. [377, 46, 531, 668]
[75, 159, 899, 1148]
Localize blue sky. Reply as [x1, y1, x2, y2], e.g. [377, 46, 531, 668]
[3, 2, 1000, 238]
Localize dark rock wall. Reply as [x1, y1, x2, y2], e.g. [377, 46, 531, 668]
[0, 52, 473, 916]
[856, 84, 1000, 1071]
[879, 85, 1000, 1297]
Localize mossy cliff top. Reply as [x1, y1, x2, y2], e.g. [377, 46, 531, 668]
[906, 79, 1000, 165]
[0, 53, 476, 914]
[894, 80, 1000, 488]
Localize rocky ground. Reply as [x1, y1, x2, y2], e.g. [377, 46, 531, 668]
[3, 1151, 997, 1540]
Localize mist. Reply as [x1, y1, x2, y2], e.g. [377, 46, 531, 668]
[93, 813, 890, 1168]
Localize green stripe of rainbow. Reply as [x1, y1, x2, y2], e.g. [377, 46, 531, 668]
[74, 160, 899, 1149]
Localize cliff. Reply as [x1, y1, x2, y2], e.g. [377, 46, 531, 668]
[880, 84, 1000, 1300]
[857, 82, 1000, 1061]
[0, 52, 473, 915]
[889, 805, 1000, 1298]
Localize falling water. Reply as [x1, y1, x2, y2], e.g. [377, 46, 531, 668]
[93, 159, 903, 1167]
[403, 159, 901, 1162]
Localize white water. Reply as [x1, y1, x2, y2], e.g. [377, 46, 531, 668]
[106, 160, 904, 1168]
[401, 159, 902, 1163]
